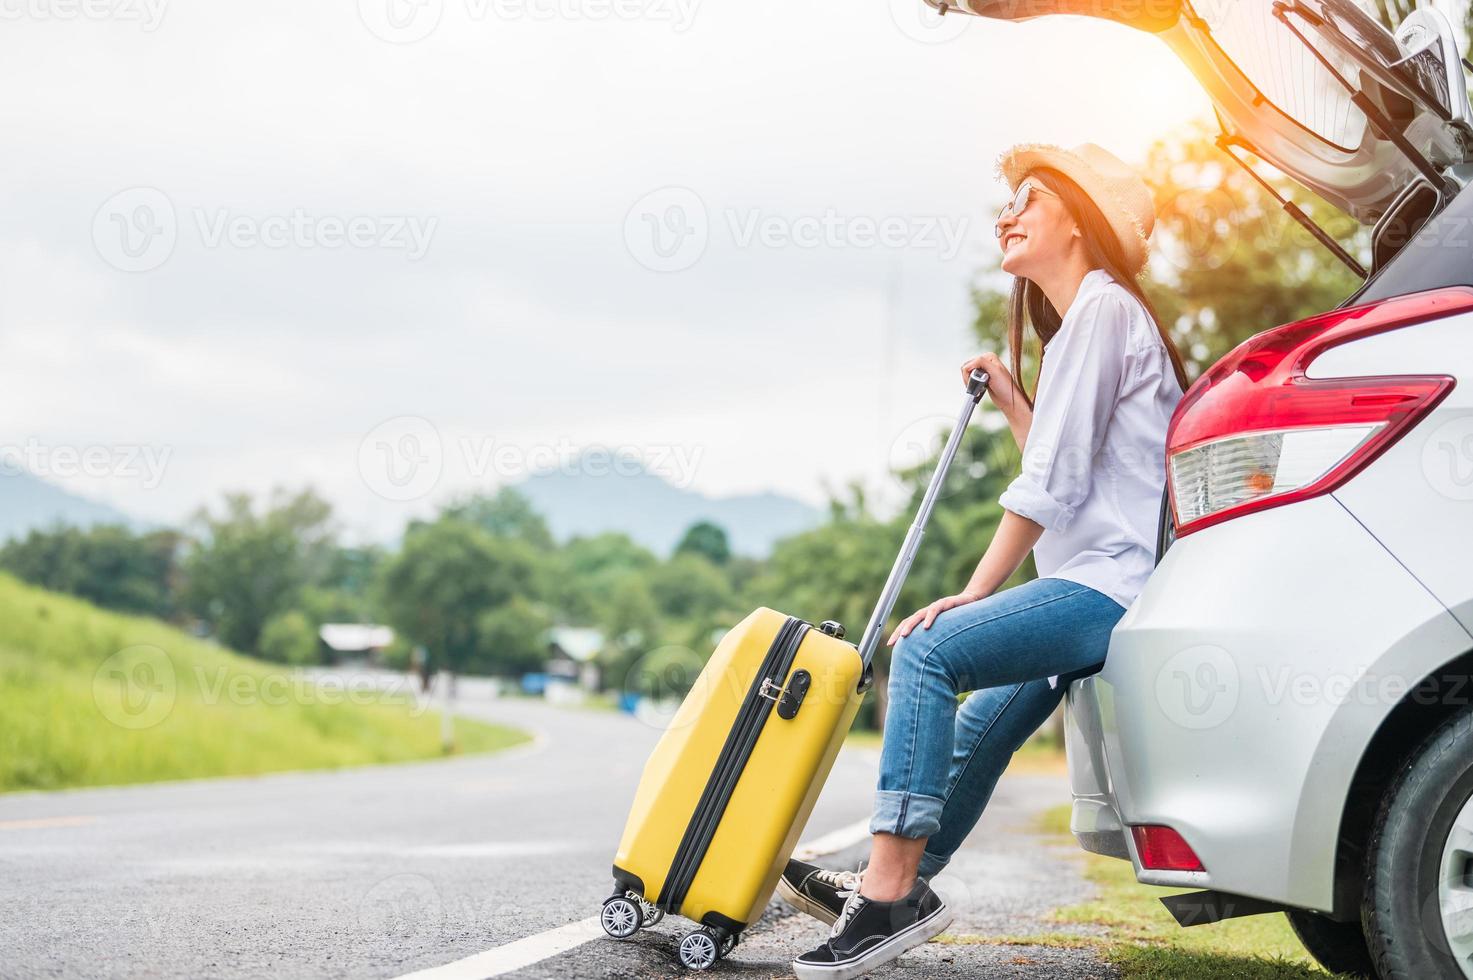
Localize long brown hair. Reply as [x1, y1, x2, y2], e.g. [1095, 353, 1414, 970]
[1006, 166, 1189, 406]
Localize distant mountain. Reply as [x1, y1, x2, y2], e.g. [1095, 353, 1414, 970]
[512, 461, 823, 558]
[0, 470, 136, 542]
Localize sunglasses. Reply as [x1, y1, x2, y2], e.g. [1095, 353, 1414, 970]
[993, 180, 1058, 238]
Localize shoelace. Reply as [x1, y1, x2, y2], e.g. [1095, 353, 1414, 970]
[821, 868, 867, 939]
[829, 891, 865, 938]
[812, 868, 862, 897]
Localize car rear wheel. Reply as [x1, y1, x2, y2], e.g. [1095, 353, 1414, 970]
[1285, 910, 1374, 977]
[1363, 706, 1473, 979]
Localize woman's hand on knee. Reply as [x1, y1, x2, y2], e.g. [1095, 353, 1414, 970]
[887, 591, 984, 646]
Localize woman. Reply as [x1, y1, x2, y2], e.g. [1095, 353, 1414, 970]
[782, 142, 1190, 980]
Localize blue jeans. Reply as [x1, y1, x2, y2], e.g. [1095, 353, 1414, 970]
[870, 576, 1126, 879]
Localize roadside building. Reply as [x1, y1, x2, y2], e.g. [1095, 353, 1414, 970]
[318, 623, 395, 665]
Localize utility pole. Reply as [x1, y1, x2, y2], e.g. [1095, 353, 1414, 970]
[440, 669, 457, 753]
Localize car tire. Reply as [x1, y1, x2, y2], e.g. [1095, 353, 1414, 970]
[1363, 706, 1473, 980]
[1285, 910, 1374, 978]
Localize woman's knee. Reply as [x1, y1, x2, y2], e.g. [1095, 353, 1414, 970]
[890, 627, 961, 692]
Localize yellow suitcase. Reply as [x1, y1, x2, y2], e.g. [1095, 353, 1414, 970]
[602, 370, 989, 970]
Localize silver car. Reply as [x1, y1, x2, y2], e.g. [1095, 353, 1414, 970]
[933, 1, 1473, 976]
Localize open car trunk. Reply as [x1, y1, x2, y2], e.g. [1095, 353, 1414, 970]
[930, 0, 1473, 227]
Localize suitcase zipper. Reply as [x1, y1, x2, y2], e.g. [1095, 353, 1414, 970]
[658, 615, 810, 914]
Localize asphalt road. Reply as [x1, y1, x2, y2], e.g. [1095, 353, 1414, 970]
[0, 688, 1116, 979]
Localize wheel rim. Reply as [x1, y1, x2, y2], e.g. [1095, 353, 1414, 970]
[679, 932, 717, 969]
[1438, 791, 1473, 976]
[601, 899, 639, 939]
[631, 892, 663, 926]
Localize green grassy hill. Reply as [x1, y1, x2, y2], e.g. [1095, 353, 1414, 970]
[0, 573, 529, 792]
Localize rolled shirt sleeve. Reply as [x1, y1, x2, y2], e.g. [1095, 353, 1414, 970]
[998, 290, 1131, 533]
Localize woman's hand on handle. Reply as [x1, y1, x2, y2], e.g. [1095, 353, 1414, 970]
[960, 352, 1013, 402]
[960, 352, 1031, 450]
[887, 591, 984, 646]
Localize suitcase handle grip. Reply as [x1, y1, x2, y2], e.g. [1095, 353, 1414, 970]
[855, 369, 989, 672]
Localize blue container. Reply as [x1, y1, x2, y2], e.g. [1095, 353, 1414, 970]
[618, 691, 642, 713]
[520, 672, 548, 695]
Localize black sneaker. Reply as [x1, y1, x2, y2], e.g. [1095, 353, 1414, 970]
[776, 859, 863, 926]
[791, 877, 953, 980]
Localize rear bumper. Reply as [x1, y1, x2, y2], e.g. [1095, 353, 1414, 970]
[1065, 495, 1471, 911]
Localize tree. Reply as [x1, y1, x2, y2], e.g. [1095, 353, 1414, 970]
[319, 544, 385, 599]
[674, 521, 731, 566]
[294, 544, 387, 626]
[591, 569, 662, 692]
[648, 552, 733, 622]
[474, 596, 553, 676]
[0, 525, 180, 618]
[741, 489, 902, 730]
[1141, 122, 1366, 370]
[748, 418, 1026, 646]
[745, 492, 896, 644]
[440, 488, 555, 550]
[559, 531, 658, 578]
[258, 610, 321, 665]
[550, 532, 658, 622]
[181, 489, 336, 654]
[376, 519, 542, 676]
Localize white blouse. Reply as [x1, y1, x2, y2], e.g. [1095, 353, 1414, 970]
[997, 268, 1184, 613]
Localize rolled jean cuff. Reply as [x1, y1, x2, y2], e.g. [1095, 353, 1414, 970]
[869, 789, 946, 839]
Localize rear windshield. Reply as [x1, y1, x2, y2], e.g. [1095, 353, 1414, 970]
[1195, 0, 1370, 152]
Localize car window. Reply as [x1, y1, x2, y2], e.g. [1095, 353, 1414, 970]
[1194, 0, 1368, 152]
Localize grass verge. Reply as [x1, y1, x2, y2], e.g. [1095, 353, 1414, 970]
[1036, 803, 1356, 979]
[0, 573, 531, 792]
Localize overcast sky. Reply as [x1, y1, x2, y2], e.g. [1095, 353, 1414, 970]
[0, 0, 1213, 543]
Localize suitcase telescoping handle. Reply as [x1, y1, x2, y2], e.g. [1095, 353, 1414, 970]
[856, 368, 990, 670]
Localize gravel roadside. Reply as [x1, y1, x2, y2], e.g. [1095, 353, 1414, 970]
[508, 770, 1119, 979]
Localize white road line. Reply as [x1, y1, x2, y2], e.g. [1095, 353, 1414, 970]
[793, 818, 871, 861]
[489, 730, 550, 761]
[302, 840, 585, 859]
[389, 818, 873, 980]
[0, 815, 97, 831]
[392, 916, 605, 980]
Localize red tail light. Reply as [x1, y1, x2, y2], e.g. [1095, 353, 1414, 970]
[1131, 825, 1205, 872]
[1167, 288, 1465, 536]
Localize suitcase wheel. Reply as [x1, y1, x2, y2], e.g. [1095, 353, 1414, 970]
[600, 894, 643, 940]
[676, 929, 720, 970]
[633, 893, 664, 928]
[676, 926, 736, 970]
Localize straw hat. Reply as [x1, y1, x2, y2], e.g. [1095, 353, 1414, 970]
[995, 142, 1155, 276]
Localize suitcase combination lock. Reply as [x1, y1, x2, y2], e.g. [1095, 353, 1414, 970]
[759, 670, 811, 720]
